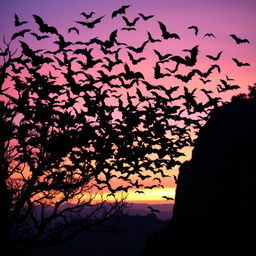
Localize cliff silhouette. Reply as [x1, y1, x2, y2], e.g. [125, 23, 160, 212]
[141, 95, 256, 256]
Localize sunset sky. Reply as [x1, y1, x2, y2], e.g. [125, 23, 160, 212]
[1, 0, 255, 204]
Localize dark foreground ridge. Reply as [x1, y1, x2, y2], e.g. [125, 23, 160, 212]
[140, 96, 256, 256]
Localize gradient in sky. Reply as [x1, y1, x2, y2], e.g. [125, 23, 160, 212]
[1, 0, 255, 203]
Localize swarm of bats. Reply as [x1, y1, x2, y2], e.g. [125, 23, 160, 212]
[1, 6, 252, 201]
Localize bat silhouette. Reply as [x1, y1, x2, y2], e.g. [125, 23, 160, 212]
[162, 196, 174, 200]
[30, 32, 49, 40]
[127, 52, 146, 65]
[11, 29, 31, 40]
[175, 69, 198, 83]
[135, 190, 145, 194]
[217, 79, 240, 92]
[119, 63, 144, 80]
[232, 58, 250, 67]
[206, 51, 222, 61]
[199, 78, 211, 84]
[154, 62, 171, 79]
[147, 31, 161, 43]
[153, 49, 172, 62]
[188, 25, 198, 35]
[148, 206, 160, 213]
[122, 16, 140, 26]
[122, 27, 136, 31]
[33, 14, 59, 34]
[75, 15, 105, 28]
[14, 14, 28, 26]
[80, 11, 95, 19]
[138, 13, 154, 20]
[68, 27, 80, 34]
[112, 5, 131, 18]
[203, 33, 216, 38]
[225, 75, 234, 81]
[230, 34, 249, 44]
[126, 40, 148, 53]
[158, 21, 180, 40]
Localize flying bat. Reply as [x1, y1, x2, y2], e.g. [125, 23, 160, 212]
[126, 40, 148, 53]
[147, 31, 161, 43]
[11, 29, 31, 40]
[68, 27, 80, 34]
[232, 58, 250, 67]
[158, 21, 180, 40]
[162, 196, 174, 201]
[14, 14, 28, 26]
[30, 32, 49, 40]
[122, 27, 136, 31]
[112, 5, 131, 18]
[138, 13, 154, 20]
[122, 16, 140, 26]
[175, 69, 198, 83]
[135, 190, 145, 194]
[154, 62, 171, 79]
[148, 206, 160, 213]
[80, 11, 95, 19]
[127, 52, 146, 65]
[75, 15, 105, 29]
[33, 14, 59, 34]
[230, 34, 249, 44]
[188, 25, 198, 36]
[206, 51, 222, 61]
[203, 33, 216, 38]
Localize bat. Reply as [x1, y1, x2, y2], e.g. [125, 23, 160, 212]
[11, 29, 31, 40]
[138, 13, 154, 20]
[203, 33, 216, 38]
[158, 21, 180, 40]
[188, 25, 198, 36]
[14, 14, 28, 26]
[80, 11, 95, 19]
[112, 5, 131, 18]
[126, 40, 148, 53]
[135, 190, 145, 194]
[175, 70, 198, 83]
[147, 31, 161, 43]
[154, 62, 171, 79]
[68, 27, 80, 34]
[225, 75, 234, 81]
[122, 27, 136, 31]
[127, 52, 146, 65]
[199, 78, 211, 84]
[153, 49, 172, 62]
[147, 206, 160, 213]
[230, 34, 249, 44]
[30, 32, 49, 40]
[206, 51, 222, 61]
[162, 196, 174, 200]
[232, 58, 250, 67]
[122, 16, 140, 26]
[75, 15, 105, 29]
[33, 14, 59, 34]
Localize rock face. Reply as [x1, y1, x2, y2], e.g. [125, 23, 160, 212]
[140, 99, 256, 256]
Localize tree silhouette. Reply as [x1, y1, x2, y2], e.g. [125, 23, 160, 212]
[0, 8, 249, 255]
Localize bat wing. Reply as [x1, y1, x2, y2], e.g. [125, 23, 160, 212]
[33, 15, 45, 28]
[158, 21, 167, 35]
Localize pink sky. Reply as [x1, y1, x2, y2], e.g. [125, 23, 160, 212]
[0, 0, 255, 203]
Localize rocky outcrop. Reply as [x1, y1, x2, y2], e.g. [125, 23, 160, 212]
[141, 98, 256, 256]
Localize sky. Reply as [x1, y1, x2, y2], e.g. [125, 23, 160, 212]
[1, 0, 255, 204]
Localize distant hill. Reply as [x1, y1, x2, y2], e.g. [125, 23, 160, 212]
[125, 203, 174, 220]
[23, 212, 168, 256]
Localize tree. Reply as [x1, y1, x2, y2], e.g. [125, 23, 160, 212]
[0, 9, 243, 255]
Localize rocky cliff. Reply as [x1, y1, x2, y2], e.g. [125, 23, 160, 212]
[141, 98, 256, 256]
